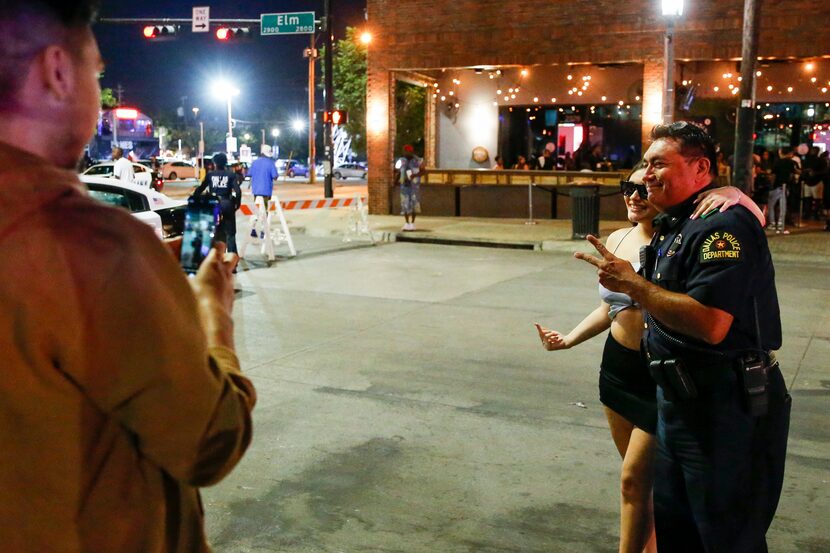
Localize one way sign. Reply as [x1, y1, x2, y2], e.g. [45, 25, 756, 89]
[192, 6, 209, 33]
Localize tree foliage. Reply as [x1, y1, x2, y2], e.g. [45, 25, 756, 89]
[321, 27, 367, 156]
[395, 83, 426, 157]
[101, 88, 118, 108]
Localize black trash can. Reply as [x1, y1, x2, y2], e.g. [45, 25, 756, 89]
[570, 185, 600, 239]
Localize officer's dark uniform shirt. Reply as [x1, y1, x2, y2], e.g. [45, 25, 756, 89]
[644, 183, 781, 362]
[194, 169, 241, 206]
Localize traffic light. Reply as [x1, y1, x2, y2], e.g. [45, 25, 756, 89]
[322, 109, 348, 125]
[215, 27, 252, 41]
[142, 25, 178, 40]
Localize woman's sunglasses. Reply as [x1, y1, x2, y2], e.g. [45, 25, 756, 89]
[620, 180, 648, 198]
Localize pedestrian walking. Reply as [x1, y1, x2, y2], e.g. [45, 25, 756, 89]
[397, 144, 423, 231]
[193, 152, 242, 254]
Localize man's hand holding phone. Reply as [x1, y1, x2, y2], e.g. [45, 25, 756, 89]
[189, 242, 239, 350]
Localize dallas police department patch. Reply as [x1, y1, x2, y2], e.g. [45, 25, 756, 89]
[699, 231, 742, 263]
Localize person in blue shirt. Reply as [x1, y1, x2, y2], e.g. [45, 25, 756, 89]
[249, 145, 279, 209]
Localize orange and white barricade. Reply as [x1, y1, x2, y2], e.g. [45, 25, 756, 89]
[239, 194, 296, 260]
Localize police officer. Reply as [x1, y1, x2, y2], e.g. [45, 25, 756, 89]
[193, 152, 242, 253]
[575, 122, 791, 552]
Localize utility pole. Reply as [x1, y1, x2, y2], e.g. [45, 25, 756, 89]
[306, 32, 318, 184]
[663, 20, 676, 123]
[732, 0, 763, 192]
[323, 0, 334, 198]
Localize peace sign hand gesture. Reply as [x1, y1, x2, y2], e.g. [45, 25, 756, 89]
[573, 235, 641, 295]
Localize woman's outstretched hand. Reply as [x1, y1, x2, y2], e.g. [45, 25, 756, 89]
[535, 323, 569, 351]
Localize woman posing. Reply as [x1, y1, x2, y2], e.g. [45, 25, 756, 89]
[534, 165, 764, 553]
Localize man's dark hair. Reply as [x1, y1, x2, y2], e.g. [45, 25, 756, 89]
[650, 121, 718, 176]
[213, 153, 228, 170]
[0, 1, 100, 106]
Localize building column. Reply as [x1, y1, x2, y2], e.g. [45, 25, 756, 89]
[424, 87, 437, 168]
[366, 67, 396, 214]
[641, 59, 665, 153]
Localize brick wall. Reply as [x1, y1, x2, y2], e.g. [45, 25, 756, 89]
[368, 1, 830, 70]
[365, 0, 830, 213]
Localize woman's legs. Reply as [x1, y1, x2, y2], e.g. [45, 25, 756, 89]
[605, 407, 657, 553]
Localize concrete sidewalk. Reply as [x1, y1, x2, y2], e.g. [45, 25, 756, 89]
[275, 207, 830, 263]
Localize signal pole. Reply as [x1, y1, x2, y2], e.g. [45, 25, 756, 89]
[732, 0, 763, 192]
[306, 33, 318, 184]
[323, 0, 334, 198]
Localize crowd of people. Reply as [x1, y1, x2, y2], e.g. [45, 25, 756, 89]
[501, 142, 619, 172]
[747, 145, 830, 233]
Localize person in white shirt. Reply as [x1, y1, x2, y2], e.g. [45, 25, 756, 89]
[112, 146, 134, 184]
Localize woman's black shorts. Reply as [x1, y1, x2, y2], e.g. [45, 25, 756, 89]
[599, 332, 657, 434]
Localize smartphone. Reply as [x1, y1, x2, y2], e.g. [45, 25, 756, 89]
[180, 196, 220, 274]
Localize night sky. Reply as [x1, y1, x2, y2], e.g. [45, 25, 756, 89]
[94, 0, 366, 123]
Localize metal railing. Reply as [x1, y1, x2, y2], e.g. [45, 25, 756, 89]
[407, 168, 625, 221]
[421, 168, 625, 187]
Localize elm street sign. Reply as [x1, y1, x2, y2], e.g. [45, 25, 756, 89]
[260, 12, 315, 35]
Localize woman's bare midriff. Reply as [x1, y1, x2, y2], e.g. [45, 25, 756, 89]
[610, 307, 644, 351]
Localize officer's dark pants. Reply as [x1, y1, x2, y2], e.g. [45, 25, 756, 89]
[653, 365, 791, 553]
[217, 199, 238, 254]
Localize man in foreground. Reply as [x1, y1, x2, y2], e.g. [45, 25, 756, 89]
[0, 2, 256, 551]
[576, 122, 791, 552]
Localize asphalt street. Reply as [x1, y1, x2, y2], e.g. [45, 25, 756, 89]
[200, 239, 830, 553]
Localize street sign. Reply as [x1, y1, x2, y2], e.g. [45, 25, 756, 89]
[239, 145, 252, 163]
[260, 12, 315, 35]
[226, 136, 238, 153]
[192, 6, 209, 33]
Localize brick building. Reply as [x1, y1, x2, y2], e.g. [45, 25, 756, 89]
[364, 0, 830, 215]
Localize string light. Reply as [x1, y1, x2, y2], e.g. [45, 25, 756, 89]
[566, 74, 573, 80]
[787, 86, 793, 92]
[767, 85, 773, 91]
[551, 97, 557, 103]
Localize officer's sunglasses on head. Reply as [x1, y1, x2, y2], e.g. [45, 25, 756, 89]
[620, 180, 648, 198]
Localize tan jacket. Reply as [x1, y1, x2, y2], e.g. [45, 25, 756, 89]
[0, 143, 256, 552]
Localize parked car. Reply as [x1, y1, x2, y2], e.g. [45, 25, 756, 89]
[333, 162, 367, 180]
[82, 161, 164, 191]
[79, 175, 185, 239]
[276, 159, 309, 178]
[160, 160, 198, 181]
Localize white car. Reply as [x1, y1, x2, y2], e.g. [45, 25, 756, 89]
[333, 163, 367, 180]
[79, 175, 186, 239]
[83, 161, 154, 188]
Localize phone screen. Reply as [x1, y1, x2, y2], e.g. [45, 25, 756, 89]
[180, 196, 220, 274]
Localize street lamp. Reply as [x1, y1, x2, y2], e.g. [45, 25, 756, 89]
[212, 79, 240, 138]
[271, 128, 280, 157]
[291, 119, 305, 133]
[359, 31, 372, 45]
[662, 0, 684, 123]
[192, 106, 204, 170]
